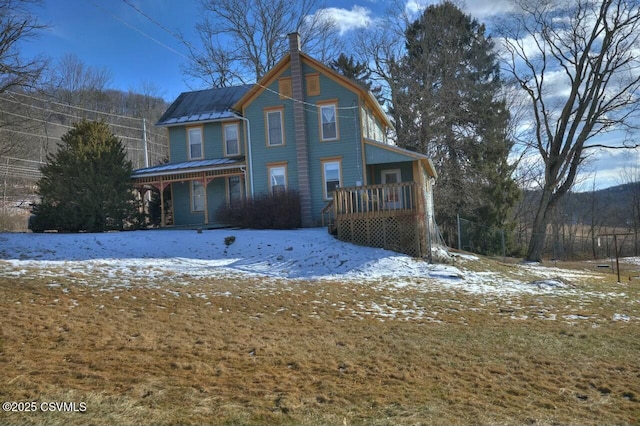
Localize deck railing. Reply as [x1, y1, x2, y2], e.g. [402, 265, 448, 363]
[333, 181, 418, 217]
[322, 181, 427, 257]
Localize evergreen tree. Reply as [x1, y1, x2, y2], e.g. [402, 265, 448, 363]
[390, 1, 519, 247]
[31, 120, 142, 232]
[330, 53, 384, 105]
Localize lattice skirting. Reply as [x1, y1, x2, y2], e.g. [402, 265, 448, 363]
[335, 214, 425, 257]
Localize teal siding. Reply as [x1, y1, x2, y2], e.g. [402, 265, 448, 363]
[169, 127, 187, 162]
[367, 162, 415, 185]
[171, 178, 230, 228]
[244, 67, 298, 197]
[172, 182, 198, 225]
[169, 121, 243, 163]
[365, 143, 418, 164]
[244, 61, 367, 224]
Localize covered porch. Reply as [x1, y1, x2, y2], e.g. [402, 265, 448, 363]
[322, 141, 437, 260]
[323, 142, 437, 259]
[132, 158, 246, 228]
[323, 181, 433, 258]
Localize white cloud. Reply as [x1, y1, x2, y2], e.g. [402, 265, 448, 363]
[312, 5, 377, 35]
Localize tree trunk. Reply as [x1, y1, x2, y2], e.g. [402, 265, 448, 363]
[526, 186, 555, 262]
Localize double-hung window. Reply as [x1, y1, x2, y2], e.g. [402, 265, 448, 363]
[227, 176, 243, 206]
[188, 127, 203, 159]
[321, 159, 341, 200]
[268, 164, 287, 194]
[191, 180, 205, 212]
[266, 109, 284, 146]
[224, 123, 240, 156]
[319, 103, 338, 141]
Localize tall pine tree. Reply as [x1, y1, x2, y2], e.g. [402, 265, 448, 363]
[31, 120, 141, 232]
[330, 53, 384, 105]
[390, 1, 519, 247]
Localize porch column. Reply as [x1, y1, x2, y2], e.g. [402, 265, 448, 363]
[160, 177, 165, 227]
[202, 173, 209, 225]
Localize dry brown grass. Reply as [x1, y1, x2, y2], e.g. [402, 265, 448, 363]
[0, 260, 639, 425]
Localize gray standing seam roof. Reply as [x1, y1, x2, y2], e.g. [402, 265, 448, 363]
[156, 84, 254, 126]
[132, 157, 245, 178]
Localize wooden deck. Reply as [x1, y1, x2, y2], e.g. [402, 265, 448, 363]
[323, 182, 429, 258]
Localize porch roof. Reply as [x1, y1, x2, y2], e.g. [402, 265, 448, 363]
[364, 141, 438, 179]
[132, 157, 245, 180]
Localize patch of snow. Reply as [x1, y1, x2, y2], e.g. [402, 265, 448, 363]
[612, 313, 630, 322]
[0, 228, 616, 300]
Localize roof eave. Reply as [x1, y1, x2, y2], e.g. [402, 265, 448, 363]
[155, 112, 244, 128]
[132, 163, 246, 180]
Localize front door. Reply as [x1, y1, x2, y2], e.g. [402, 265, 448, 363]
[382, 169, 402, 209]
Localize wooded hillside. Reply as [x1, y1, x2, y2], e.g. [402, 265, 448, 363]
[0, 87, 169, 230]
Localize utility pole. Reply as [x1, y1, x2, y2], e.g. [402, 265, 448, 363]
[143, 118, 149, 168]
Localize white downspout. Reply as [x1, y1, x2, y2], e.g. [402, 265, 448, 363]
[238, 116, 254, 197]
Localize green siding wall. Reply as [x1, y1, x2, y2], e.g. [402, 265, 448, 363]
[169, 127, 187, 162]
[169, 121, 243, 163]
[171, 179, 231, 228]
[367, 162, 415, 185]
[244, 61, 366, 224]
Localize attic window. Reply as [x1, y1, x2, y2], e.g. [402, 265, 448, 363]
[278, 78, 292, 99]
[306, 74, 320, 96]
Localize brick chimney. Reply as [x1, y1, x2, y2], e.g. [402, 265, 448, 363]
[288, 32, 313, 227]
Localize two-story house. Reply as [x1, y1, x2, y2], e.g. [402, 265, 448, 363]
[132, 33, 438, 257]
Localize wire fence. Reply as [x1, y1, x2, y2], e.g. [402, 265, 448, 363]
[458, 215, 640, 261]
[457, 215, 506, 257]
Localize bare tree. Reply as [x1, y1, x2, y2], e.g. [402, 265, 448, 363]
[0, 0, 48, 93]
[498, 0, 640, 261]
[184, 0, 341, 87]
[48, 54, 112, 110]
[0, 0, 48, 157]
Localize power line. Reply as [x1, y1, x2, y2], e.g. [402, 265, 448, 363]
[91, 0, 192, 62]
[1, 96, 148, 133]
[0, 106, 167, 149]
[1, 94, 169, 148]
[0, 126, 149, 147]
[5, 90, 157, 123]
[117, 1, 362, 112]
[121, 0, 204, 59]
[1, 156, 45, 165]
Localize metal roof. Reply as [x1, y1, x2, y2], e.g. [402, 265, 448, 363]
[132, 157, 245, 178]
[156, 85, 254, 127]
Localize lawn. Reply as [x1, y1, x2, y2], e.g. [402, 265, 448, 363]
[0, 230, 639, 425]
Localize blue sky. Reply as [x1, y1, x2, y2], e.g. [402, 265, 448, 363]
[20, 0, 640, 189]
[23, 0, 516, 101]
[24, 0, 203, 101]
[21, 0, 387, 101]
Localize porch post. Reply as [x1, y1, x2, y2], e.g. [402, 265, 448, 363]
[202, 173, 209, 225]
[160, 177, 165, 227]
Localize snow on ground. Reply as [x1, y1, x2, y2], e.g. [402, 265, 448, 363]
[0, 227, 608, 295]
[1, 228, 637, 324]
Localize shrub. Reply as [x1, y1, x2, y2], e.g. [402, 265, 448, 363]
[215, 190, 301, 229]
